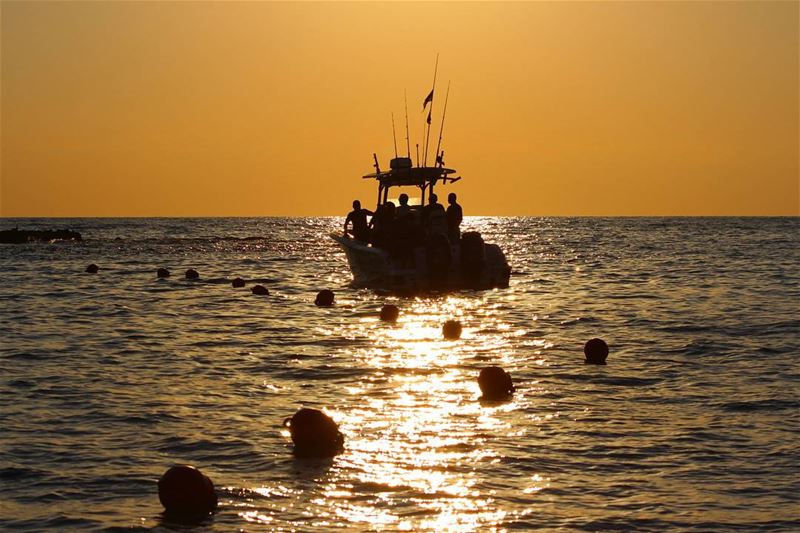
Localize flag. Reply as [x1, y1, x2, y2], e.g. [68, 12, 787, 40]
[426, 109, 432, 125]
[422, 89, 434, 110]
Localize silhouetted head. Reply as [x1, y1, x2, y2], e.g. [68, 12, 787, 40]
[157, 465, 217, 519]
[429, 194, 438, 205]
[315, 289, 335, 306]
[232, 277, 245, 288]
[442, 320, 462, 340]
[384, 201, 396, 218]
[399, 193, 409, 206]
[185, 269, 199, 280]
[85, 264, 99, 274]
[283, 408, 344, 458]
[379, 304, 400, 323]
[478, 366, 515, 400]
[584, 338, 609, 365]
[448, 192, 457, 204]
[353, 200, 361, 210]
[251, 284, 269, 295]
[157, 268, 170, 278]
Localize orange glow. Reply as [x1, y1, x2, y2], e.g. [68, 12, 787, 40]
[2, 1, 797, 216]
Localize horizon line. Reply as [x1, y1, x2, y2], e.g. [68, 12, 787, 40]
[2, 214, 799, 220]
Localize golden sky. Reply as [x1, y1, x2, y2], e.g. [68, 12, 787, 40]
[1, 1, 798, 216]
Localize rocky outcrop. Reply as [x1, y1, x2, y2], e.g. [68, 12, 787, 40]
[0, 228, 82, 244]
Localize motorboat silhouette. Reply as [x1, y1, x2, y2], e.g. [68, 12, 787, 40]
[331, 155, 511, 292]
[332, 63, 511, 292]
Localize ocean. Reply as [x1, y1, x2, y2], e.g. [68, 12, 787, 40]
[1, 217, 798, 531]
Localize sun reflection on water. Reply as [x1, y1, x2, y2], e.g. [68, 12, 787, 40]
[240, 292, 546, 530]
[325, 296, 527, 530]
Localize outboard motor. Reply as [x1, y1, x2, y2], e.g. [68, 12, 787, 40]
[460, 231, 485, 289]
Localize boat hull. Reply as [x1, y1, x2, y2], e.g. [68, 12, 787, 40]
[331, 233, 511, 292]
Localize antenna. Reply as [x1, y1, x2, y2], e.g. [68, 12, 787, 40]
[434, 81, 450, 168]
[404, 90, 411, 159]
[415, 143, 420, 167]
[391, 113, 398, 158]
[423, 54, 439, 167]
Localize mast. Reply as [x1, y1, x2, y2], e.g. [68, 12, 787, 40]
[434, 81, 450, 168]
[423, 54, 439, 167]
[391, 113, 398, 158]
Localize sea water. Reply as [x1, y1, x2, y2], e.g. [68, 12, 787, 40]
[1, 217, 798, 531]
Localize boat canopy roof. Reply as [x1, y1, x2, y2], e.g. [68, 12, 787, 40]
[362, 166, 459, 187]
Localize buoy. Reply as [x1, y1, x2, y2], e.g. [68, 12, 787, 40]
[185, 269, 199, 280]
[85, 264, 99, 274]
[251, 284, 269, 295]
[315, 289, 334, 307]
[157, 464, 217, 518]
[379, 304, 400, 322]
[283, 408, 344, 458]
[584, 338, 609, 365]
[231, 277, 245, 288]
[478, 366, 515, 400]
[442, 320, 462, 340]
[157, 268, 170, 278]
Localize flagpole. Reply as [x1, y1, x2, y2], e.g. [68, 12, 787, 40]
[434, 81, 450, 168]
[423, 54, 439, 167]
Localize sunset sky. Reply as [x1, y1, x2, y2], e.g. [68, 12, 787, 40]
[1, 1, 798, 216]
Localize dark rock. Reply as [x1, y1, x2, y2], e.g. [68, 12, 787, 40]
[283, 408, 344, 458]
[315, 289, 335, 306]
[251, 284, 269, 295]
[379, 304, 400, 322]
[0, 228, 82, 244]
[442, 320, 462, 340]
[157, 464, 217, 519]
[584, 338, 609, 365]
[478, 366, 515, 400]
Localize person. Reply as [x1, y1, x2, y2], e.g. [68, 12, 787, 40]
[344, 200, 372, 243]
[424, 193, 447, 237]
[396, 193, 411, 219]
[393, 194, 417, 265]
[446, 192, 463, 243]
[369, 201, 396, 249]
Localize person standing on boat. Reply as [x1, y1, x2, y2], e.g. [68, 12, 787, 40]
[396, 193, 415, 221]
[344, 200, 373, 243]
[394, 194, 417, 265]
[424, 194, 451, 285]
[424, 194, 447, 238]
[446, 192, 463, 243]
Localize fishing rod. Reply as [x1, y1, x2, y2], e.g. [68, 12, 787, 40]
[391, 112, 398, 158]
[404, 90, 411, 159]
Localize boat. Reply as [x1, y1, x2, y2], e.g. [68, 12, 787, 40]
[332, 66, 511, 292]
[331, 155, 511, 292]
